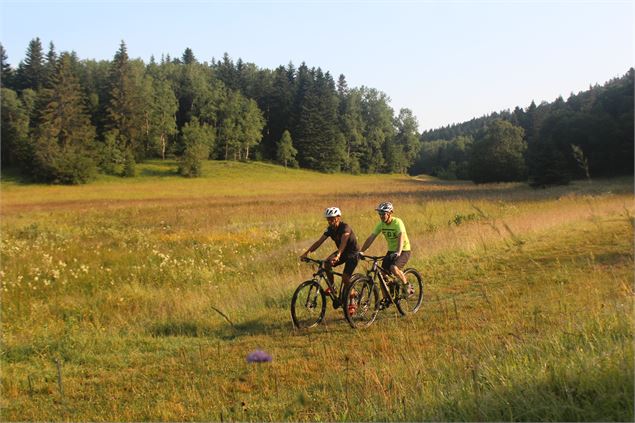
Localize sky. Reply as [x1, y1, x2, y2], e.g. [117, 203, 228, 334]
[1, 1, 633, 131]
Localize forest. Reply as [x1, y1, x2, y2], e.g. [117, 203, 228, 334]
[1, 38, 632, 185]
[415, 69, 634, 185]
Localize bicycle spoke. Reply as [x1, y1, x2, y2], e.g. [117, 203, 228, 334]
[291, 280, 326, 329]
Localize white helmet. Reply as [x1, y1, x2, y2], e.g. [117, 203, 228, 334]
[324, 207, 342, 218]
[375, 202, 393, 213]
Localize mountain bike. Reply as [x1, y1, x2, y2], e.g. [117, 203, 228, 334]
[343, 254, 423, 329]
[291, 257, 352, 329]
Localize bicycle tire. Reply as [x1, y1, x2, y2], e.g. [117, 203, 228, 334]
[291, 280, 326, 329]
[394, 268, 424, 315]
[343, 276, 380, 329]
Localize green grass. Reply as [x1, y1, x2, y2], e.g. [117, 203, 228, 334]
[1, 161, 633, 421]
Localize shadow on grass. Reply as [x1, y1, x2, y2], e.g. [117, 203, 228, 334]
[138, 165, 179, 177]
[427, 364, 634, 421]
[148, 317, 296, 341]
[0, 167, 34, 185]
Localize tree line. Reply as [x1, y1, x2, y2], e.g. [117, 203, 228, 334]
[0, 39, 421, 183]
[413, 68, 634, 186]
[2, 38, 631, 186]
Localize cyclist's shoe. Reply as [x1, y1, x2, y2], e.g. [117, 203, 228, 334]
[347, 303, 358, 316]
[407, 283, 415, 297]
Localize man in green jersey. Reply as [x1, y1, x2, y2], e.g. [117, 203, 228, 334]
[359, 202, 410, 287]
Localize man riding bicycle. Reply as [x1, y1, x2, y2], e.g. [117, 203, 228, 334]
[359, 202, 412, 294]
[300, 207, 360, 308]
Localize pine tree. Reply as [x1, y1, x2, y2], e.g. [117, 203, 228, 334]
[0, 43, 14, 89]
[182, 48, 196, 65]
[44, 42, 57, 88]
[16, 38, 45, 91]
[1, 88, 30, 167]
[106, 41, 146, 169]
[294, 68, 344, 172]
[336, 74, 348, 97]
[32, 52, 97, 183]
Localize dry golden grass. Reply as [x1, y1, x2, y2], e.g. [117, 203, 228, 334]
[1, 161, 633, 421]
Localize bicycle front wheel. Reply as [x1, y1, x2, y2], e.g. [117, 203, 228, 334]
[291, 280, 326, 329]
[344, 276, 379, 329]
[395, 268, 424, 315]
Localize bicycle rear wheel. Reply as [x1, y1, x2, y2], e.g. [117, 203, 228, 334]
[291, 280, 326, 329]
[344, 276, 379, 329]
[394, 268, 424, 315]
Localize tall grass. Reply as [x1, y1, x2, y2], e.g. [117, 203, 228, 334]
[1, 161, 633, 421]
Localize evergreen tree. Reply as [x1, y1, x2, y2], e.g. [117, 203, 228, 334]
[294, 69, 344, 172]
[182, 48, 196, 65]
[260, 65, 294, 160]
[1, 88, 30, 167]
[276, 129, 298, 167]
[338, 87, 364, 173]
[336, 74, 348, 97]
[32, 52, 97, 183]
[16, 37, 45, 91]
[105, 41, 146, 167]
[0, 43, 14, 89]
[44, 42, 57, 88]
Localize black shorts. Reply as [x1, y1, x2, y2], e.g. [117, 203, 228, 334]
[331, 254, 359, 276]
[381, 251, 411, 271]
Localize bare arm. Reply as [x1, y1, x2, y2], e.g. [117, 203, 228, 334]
[301, 234, 328, 258]
[360, 233, 378, 253]
[396, 232, 404, 256]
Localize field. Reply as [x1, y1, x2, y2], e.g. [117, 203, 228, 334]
[1, 160, 633, 421]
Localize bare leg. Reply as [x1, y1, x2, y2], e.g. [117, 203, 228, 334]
[341, 273, 351, 301]
[391, 265, 407, 285]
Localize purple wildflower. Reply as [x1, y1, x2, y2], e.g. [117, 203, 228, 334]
[246, 350, 272, 363]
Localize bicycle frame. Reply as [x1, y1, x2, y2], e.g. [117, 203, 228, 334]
[358, 255, 398, 305]
[301, 257, 344, 305]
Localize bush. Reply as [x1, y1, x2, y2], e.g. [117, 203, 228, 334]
[178, 143, 208, 177]
[33, 146, 97, 184]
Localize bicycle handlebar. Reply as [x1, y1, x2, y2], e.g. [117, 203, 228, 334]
[300, 257, 324, 265]
[358, 253, 384, 261]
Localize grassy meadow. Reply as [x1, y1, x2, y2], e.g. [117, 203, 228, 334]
[1, 160, 633, 421]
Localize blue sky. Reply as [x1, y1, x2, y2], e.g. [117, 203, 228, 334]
[1, 1, 633, 130]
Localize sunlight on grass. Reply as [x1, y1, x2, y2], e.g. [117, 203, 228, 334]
[1, 162, 633, 421]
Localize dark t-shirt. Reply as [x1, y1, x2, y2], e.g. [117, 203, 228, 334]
[323, 222, 360, 259]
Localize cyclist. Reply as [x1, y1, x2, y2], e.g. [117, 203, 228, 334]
[359, 202, 412, 294]
[300, 207, 360, 307]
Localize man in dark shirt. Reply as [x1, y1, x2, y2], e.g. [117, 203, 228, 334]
[300, 207, 360, 307]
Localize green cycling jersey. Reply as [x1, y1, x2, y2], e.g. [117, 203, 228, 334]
[372, 216, 410, 252]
